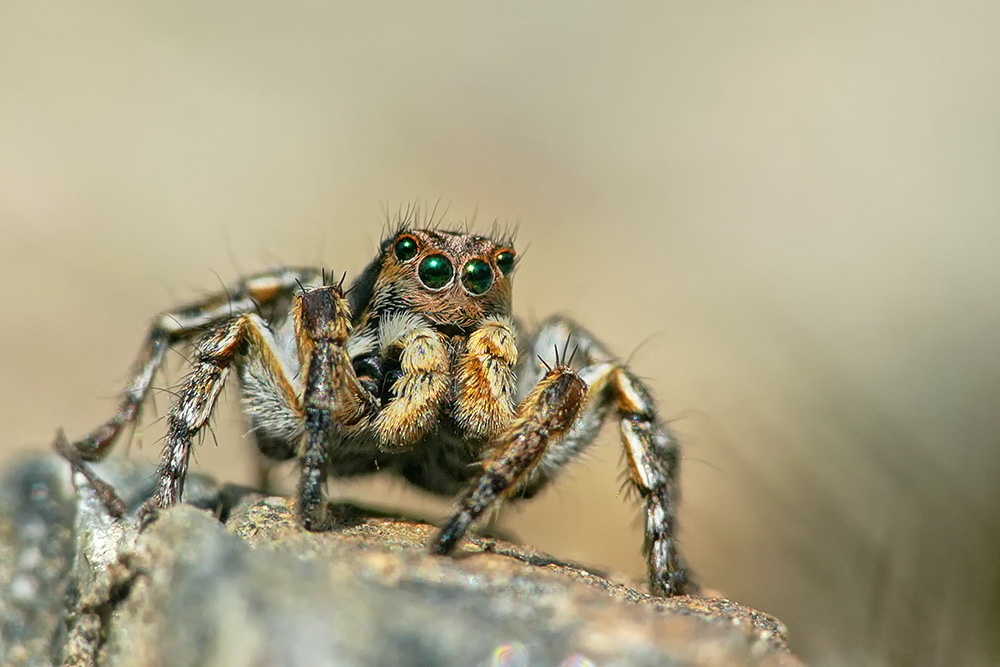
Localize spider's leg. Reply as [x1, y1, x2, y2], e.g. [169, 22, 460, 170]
[431, 364, 586, 555]
[495, 315, 618, 497]
[514, 316, 698, 597]
[453, 315, 518, 441]
[68, 267, 319, 461]
[294, 285, 377, 530]
[137, 312, 306, 522]
[370, 313, 451, 449]
[613, 366, 698, 596]
[53, 429, 127, 517]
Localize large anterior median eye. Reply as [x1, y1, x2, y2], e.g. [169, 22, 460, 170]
[417, 254, 454, 289]
[394, 236, 419, 261]
[461, 259, 493, 294]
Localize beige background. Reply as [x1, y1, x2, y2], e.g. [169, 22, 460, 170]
[2, 3, 998, 664]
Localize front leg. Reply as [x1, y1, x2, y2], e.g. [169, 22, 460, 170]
[431, 363, 586, 554]
[294, 285, 376, 530]
[524, 316, 698, 596]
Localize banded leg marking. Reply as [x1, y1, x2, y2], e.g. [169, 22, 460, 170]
[138, 311, 305, 521]
[70, 267, 319, 461]
[614, 368, 697, 596]
[515, 316, 697, 596]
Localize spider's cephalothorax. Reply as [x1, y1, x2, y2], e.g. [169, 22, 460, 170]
[59, 226, 697, 597]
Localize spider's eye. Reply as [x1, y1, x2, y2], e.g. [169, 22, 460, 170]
[462, 259, 493, 295]
[394, 236, 419, 261]
[495, 250, 515, 276]
[417, 254, 453, 289]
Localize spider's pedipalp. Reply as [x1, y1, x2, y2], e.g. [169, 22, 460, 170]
[371, 323, 450, 448]
[454, 315, 518, 441]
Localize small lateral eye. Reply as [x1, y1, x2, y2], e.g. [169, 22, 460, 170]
[462, 259, 493, 295]
[417, 254, 454, 289]
[394, 236, 419, 261]
[495, 250, 515, 275]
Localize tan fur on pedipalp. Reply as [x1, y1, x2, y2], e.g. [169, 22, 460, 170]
[373, 327, 451, 449]
[454, 315, 519, 440]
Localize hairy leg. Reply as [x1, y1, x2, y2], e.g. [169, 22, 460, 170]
[515, 316, 698, 596]
[53, 430, 127, 517]
[68, 267, 318, 462]
[137, 312, 305, 522]
[294, 285, 376, 529]
[431, 363, 586, 555]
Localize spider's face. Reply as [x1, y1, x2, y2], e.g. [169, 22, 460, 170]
[372, 229, 516, 329]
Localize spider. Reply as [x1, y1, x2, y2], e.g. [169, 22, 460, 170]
[58, 224, 698, 597]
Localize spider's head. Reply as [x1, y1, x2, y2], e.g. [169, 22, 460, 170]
[364, 228, 516, 330]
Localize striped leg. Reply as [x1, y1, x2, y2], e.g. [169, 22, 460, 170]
[614, 366, 697, 596]
[68, 267, 319, 461]
[138, 311, 305, 522]
[515, 316, 697, 597]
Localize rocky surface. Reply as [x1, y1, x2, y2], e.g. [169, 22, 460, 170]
[0, 456, 802, 666]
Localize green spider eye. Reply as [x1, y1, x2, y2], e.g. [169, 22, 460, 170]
[394, 236, 419, 261]
[495, 250, 515, 275]
[417, 254, 453, 289]
[462, 259, 493, 295]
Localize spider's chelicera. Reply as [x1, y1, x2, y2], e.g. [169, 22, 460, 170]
[58, 224, 697, 597]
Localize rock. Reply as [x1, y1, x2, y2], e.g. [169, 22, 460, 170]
[0, 457, 76, 667]
[0, 456, 803, 666]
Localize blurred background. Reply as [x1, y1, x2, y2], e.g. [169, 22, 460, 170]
[1, 3, 998, 664]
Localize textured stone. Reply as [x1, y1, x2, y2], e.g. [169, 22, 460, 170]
[0, 457, 76, 667]
[0, 456, 803, 666]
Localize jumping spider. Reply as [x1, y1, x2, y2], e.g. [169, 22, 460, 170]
[59, 225, 697, 597]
